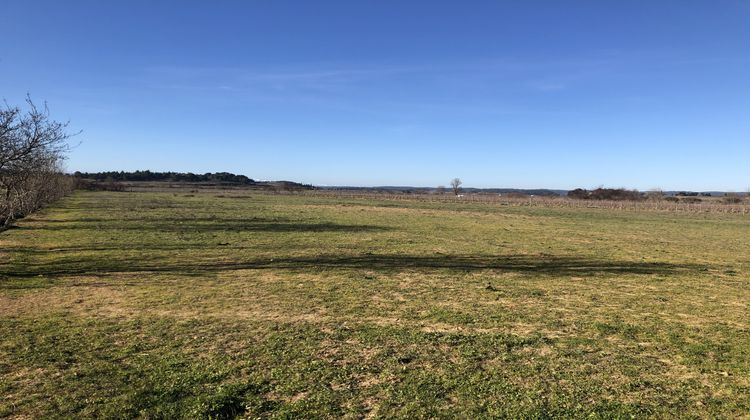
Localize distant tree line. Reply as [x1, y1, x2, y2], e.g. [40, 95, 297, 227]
[1, 97, 73, 228]
[568, 187, 745, 204]
[567, 188, 645, 201]
[674, 191, 712, 197]
[73, 170, 256, 184]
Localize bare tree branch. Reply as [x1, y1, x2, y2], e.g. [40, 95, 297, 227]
[0, 96, 75, 227]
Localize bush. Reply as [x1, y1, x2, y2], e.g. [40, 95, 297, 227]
[722, 194, 744, 204]
[74, 178, 126, 192]
[567, 188, 591, 199]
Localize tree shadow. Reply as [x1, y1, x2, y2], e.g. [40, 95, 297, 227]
[0, 253, 706, 279]
[15, 218, 392, 233]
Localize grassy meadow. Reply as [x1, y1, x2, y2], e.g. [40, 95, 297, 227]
[1, 190, 749, 418]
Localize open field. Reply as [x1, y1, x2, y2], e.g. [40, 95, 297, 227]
[1, 190, 749, 418]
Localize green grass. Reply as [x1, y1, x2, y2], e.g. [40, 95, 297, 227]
[1, 191, 749, 418]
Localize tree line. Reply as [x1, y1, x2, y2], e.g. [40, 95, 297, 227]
[73, 170, 256, 184]
[1, 97, 73, 228]
[567, 188, 645, 201]
[567, 187, 745, 203]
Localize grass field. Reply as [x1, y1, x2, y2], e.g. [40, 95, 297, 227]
[1, 191, 749, 418]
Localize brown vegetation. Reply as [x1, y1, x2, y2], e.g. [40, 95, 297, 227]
[302, 190, 750, 214]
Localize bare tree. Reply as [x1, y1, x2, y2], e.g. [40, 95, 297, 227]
[646, 188, 665, 201]
[450, 178, 462, 195]
[0, 96, 75, 227]
[436, 185, 446, 195]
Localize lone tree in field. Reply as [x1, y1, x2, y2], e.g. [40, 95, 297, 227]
[0, 96, 74, 227]
[450, 178, 462, 195]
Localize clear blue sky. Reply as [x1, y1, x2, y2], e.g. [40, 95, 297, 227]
[2, 1, 749, 190]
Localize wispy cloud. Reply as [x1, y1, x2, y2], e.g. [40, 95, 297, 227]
[135, 51, 750, 117]
[139, 57, 608, 105]
[143, 64, 426, 91]
[528, 81, 567, 92]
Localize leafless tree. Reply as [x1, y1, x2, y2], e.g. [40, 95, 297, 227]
[646, 188, 665, 201]
[450, 178, 462, 195]
[0, 96, 75, 227]
[436, 185, 446, 195]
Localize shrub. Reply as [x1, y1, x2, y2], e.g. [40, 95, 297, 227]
[567, 188, 591, 199]
[722, 194, 744, 204]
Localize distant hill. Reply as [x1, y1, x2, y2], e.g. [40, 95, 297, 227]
[664, 191, 726, 197]
[320, 186, 567, 196]
[71, 172, 739, 197]
[73, 170, 257, 184]
[72, 171, 314, 191]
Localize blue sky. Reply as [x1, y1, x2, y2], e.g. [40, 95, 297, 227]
[2, 1, 749, 190]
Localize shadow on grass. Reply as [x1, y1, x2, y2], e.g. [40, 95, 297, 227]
[14, 218, 391, 233]
[0, 253, 706, 279]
